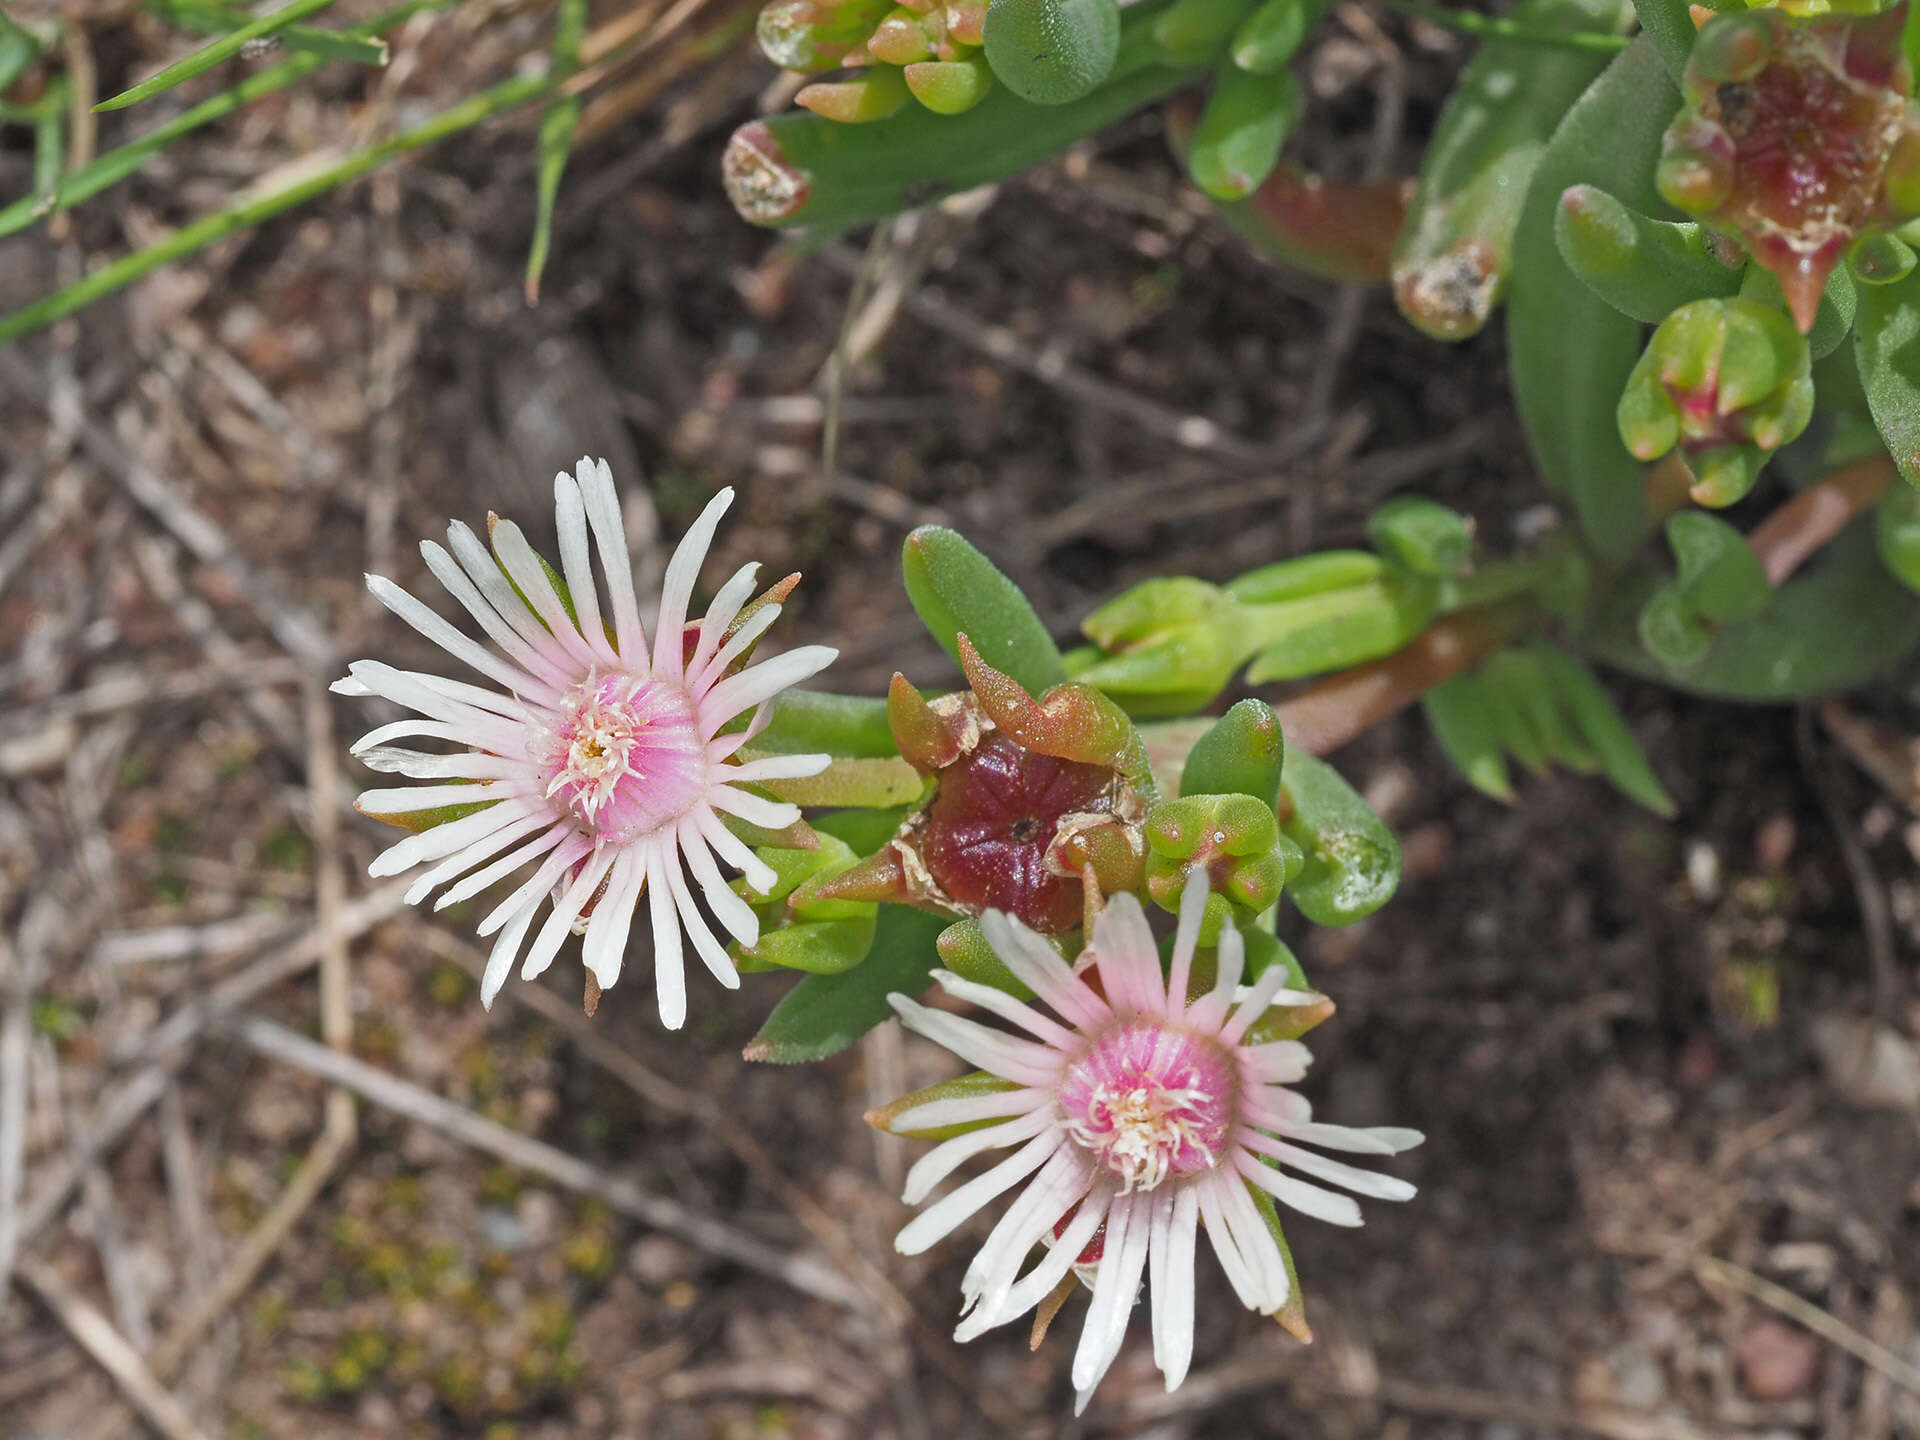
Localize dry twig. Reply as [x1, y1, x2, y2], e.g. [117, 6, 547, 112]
[1693, 1254, 1920, 1397]
[15, 1256, 213, 1440]
[222, 1013, 869, 1310]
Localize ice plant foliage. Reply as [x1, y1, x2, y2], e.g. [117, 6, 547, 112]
[881, 876, 1422, 1411]
[335, 458, 837, 1028]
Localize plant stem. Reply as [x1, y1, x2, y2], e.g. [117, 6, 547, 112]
[1747, 454, 1896, 587]
[0, 71, 549, 345]
[1273, 599, 1535, 756]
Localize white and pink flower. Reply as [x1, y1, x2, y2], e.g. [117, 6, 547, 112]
[883, 874, 1422, 1411]
[334, 457, 836, 1028]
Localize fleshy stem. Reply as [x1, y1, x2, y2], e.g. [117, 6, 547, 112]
[1379, 0, 1629, 52]
[0, 71, 550, 344]
[1273, 598, 1536, 756]
[1747, 455, 1895, 587]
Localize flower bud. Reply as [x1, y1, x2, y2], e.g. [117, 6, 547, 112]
[819, 644, 1153, 934]
[905, 54, 995, 114]
[757, 0, 893, 70]
[1659, 4, 1920, 332]
[795, 66, 914, 123]
[1616, 297, 1813, 508]
[1145, 793, 1291, 938]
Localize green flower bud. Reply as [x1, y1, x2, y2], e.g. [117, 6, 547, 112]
[1144, 792, 1287, 938]
[1616, 297, 1813, 508]
[905, 54, 995, 113]
[795, 66, 915, 123]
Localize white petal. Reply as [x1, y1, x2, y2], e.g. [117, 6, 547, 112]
[664, 851, 740, 988]
[686, 561, 761, 683]
[520, 846, 614, 982]
[698, 646, 838, 733]
[1239, 1040, 1313, 1084]
[480, 900, 541, 1009]
[355, 749, 524, 781]
[1194, 1172, 1261, 1311]
[490, 520, 598, 669]
[688, 603, 780, 699]
[1244, 1118, 1411, 1157]
[648, 842, 688, 1029]
[1218, 965, 1295, 1047]
[693, 807, 778, 894]
[676, 816, 761, 947]
[654, 487, 734, 681]
[725, 751, 832, 783]
[356, 783, 523, 815]
[421, 540, 575, 690]
[1153, 1185, 1198, 1391]
[446, 520, 559, 655]
[403, 809, 553, 905]
[887, 996, 1067, 1089]
[961, 1145, 1088, 1317]
[928, 970, 1079, 1052]
[1261, 1142, 1416, 1201]
[1072, 1190, 1150, 1405]
[343, 662, 530, 741]
[477, 832, 591, 936]
[704, 784, 801, 832]
[365, 573, 558, 704]
[1184, 920, 1244, 1033]
[366, 797, 544, 878]
[581, 851, 645, 988]
[1166, 869, 1209, 1016]
[433, 824, 571, 910]
[894, 1127, 1062, 1257]
[1217, 1169, 1291, 1312]
[577, 457, 647, 666]
[1093, 892, 1165, 1018]
[1235, 1150, 1363, 1227]
[350, 718, 477, 753]
[960, 1187, 1107, 1340]
[887, 1088, 1048, 1136]
[902, 1107, 1056, 1206]
[552, 471, 618, 666]
[979, 910, 1110, 1033]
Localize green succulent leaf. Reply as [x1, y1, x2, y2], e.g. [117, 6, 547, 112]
[744, 904, 949, 1063]
[902, 526, 1066, 697]
[1179, 698, 1285, 807]
[1855, 268, 1920, 488]
[1421, 671, 1515, 802]
[1534, 646, 1676, 815]
[1278, 750, 1401, 926]
[1508, 37, 1677, 557]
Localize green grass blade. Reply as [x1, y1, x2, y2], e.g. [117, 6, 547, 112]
[524, 0, 585, 303]
[96, 0, 340, 111]
[157, 5, 389, 64]
[524, 96, 580, 303]
[32, 78, 68, 215]
[0, 12, 43, 92]
[0, 0, 451, 239]
[0, 71, 549, 345]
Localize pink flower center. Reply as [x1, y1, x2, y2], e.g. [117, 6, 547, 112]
[1057, 1020, 1235, 1193]
[533, 672, 708, 844]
